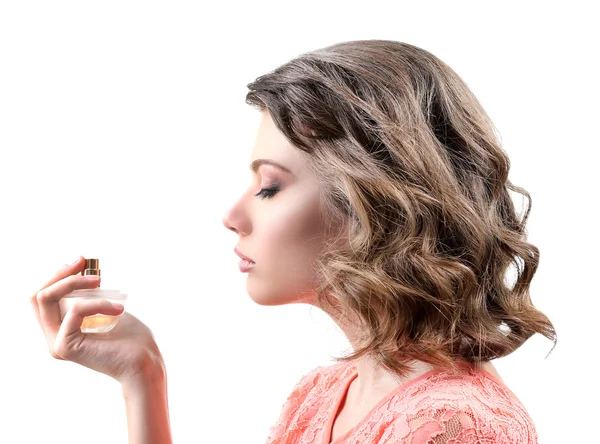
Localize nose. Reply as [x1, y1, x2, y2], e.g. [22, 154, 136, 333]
[222, 210, 237, 234]
[222, 205, 249, 236]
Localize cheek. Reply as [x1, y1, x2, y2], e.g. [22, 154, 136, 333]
[249, 195, 326, 301]
[263, 196, 325, 260]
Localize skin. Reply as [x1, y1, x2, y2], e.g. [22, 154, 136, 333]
[222, 110, 504, 440]
[31, 258, 172, 443]
[32, 109, 500, 444]
[221, 110, 328, 307]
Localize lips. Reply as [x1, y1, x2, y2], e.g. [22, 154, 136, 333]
[234, 247, 255, 263]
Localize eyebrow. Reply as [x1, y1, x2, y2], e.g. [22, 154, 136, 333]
[250, 159, 293, 175]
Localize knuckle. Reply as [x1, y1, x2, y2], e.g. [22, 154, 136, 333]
[52, 341, 70, 360]
[36, 288, 51, 304]
[48, 343, 64, 360]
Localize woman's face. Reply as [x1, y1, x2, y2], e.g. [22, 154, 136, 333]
[222, 111, 334, 306]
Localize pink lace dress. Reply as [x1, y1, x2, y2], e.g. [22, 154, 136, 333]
[265, 360, 537, 443]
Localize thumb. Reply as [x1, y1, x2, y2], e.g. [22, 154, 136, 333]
[58, 299, 124, 339]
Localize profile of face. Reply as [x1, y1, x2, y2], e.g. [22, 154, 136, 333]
[222, 111, 338, 306]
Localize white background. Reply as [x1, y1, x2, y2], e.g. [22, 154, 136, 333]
[0, 1, 597, 443]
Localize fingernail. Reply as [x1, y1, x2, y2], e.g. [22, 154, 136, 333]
[71, 257, 81, 265]
[83, 275, 100, 280]
[112, 303, 124, 310]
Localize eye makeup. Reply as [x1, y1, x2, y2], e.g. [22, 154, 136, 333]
[255, 184, 281, 199]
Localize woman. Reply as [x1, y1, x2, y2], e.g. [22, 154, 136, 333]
[31, 40, 556, 443]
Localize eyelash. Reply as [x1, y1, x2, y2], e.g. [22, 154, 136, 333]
[255, 184, 281, 199]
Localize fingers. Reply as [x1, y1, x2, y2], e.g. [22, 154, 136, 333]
[35, 273, 102, 356]
[29, 256, 85, 329]
[40, 256, 86, 291]
[54, 299, 125, 360]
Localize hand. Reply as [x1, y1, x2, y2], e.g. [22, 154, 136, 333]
[30, 256, 165, 385]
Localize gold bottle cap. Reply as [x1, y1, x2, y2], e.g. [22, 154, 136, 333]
[82, 258, 101, 282]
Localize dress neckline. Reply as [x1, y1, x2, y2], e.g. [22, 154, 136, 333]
[323, 360, 504, 444]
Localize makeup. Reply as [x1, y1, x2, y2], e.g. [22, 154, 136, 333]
[59, 258, 128, 333]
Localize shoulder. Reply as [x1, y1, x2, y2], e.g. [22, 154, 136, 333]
[265, 361, 352, 442]
[275, 360, 351, 412]
[289, 360, 352, 398]
[382, 366, 538, 443]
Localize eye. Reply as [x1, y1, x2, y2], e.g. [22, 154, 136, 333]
[255, 184, 281, 199]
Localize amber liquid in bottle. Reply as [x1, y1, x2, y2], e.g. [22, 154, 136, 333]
[80, 314, 119, 333]
[80, 258, 121, 333]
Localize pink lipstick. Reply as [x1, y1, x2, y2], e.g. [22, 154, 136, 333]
[235, 247, 255, 272]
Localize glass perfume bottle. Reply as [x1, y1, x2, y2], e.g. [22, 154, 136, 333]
[59, 258, 128, 334]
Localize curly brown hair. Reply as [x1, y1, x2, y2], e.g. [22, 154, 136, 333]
[245, 40, 556, 379]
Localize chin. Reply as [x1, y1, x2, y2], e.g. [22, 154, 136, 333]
[245, 279, 282, 306]
[245, 279, 316, 306]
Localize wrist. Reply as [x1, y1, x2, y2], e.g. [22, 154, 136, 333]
[121, 352, 167, 396]
[120, 356, 172, 444]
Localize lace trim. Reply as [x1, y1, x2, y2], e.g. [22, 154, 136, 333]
[265, 362, 538, 444]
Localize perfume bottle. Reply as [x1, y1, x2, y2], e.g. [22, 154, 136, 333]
[60, 258, 128, 334]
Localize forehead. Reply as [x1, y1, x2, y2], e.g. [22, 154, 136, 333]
[250, 111, 303, 171]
